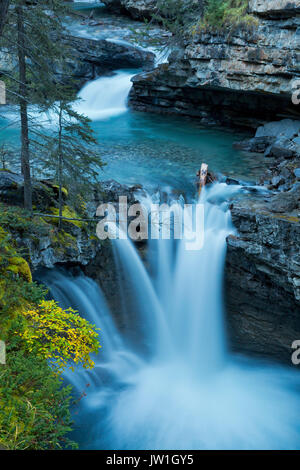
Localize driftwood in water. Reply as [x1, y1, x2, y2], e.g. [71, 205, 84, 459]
[197, 163, 208, 196]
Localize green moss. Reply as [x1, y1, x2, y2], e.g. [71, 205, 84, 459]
[51, 184, 68, 197]
[48, 206, 85, 229]
[0, 202, 49, 237]
[6, 256, 32, 283]
[51, 230, 77, 255]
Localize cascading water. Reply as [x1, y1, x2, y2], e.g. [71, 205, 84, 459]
[41, 183, 300, 450]
[74, 71, 135, 121]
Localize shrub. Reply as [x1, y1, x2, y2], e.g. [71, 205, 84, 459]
[0, 329, 76, 450]
[201, 0, 257, 30]
[19, 300, 100, 372]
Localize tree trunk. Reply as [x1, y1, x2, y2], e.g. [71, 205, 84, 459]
[58, 103, 63, 230]
[17, 3, 32, 211]
[0, 0, 10, 37]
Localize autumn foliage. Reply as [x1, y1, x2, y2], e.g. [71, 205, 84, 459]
[19, 300, 100, 372]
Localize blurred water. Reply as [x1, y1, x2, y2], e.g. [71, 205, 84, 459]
[0, 68, 265, 194]
[40, 184, 300, 450]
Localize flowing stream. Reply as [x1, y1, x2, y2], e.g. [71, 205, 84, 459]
[4, 2, 300, 448]
[41, 183, 300, 450]
[39, 5, 300, 450]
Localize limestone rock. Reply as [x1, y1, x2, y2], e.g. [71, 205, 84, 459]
[226, 196, 300, 362]
[64, 35, 155, 86]
[129, 8, 300, 128]
[255, 120, 300, 140]
[102, 0, 202, 20]
[249, 0, 300, 18]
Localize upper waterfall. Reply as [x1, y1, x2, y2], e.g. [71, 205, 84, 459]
[75, 71, 135, 121]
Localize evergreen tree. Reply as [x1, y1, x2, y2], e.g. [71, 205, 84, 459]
[0, 0, 9, 37]
[0, 0, 73, 210]
[46, 88, 104, 228]
[0, 0, 103, 216]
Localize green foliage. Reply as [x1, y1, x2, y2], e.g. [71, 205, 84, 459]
[20, 300, 100, 372]
[133, 1, 256, 48]
[0, 201, 101, 449]
[0, 226, 46, 319]
[0, 0, 104, 211]
[0, 202, 48, 236]
[131, 0, 204, 46]
[0, 321, 76, 450]
[42, 101, 105, 207]
[152, 0, 202, 40]
[48, 205, 85, 228]
[201, 0, 257, 30]
[1, 0, 72, 107]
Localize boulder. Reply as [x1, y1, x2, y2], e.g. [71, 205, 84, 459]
[255, 120, 300, 140]
[0, 170, 23, 189]
[269, 188, 300, 213]
[234, 120, 300, 163]
[294, 168, 300, 179]
[233, 136, 275, 153]
[0, 170, 24, 205]
[0, 171, 68, 210]
[264, 141, 297, 160]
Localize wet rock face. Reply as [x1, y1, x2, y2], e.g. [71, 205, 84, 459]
[11, 178, 141, 272]
[235, 119, 300, 193]
[225, 123, 300, 362]
[129, 9, 300, 128]
[63, 35, 155, 86]
[226, 193, 300, 363]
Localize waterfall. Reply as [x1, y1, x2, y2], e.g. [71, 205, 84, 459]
[41, 183, 300, 450]
[75, 71, 135, 121]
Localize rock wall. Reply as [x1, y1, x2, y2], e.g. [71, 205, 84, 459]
[225, 192, 300, 363]
[102, 0, 158, 19]
[129, 3, 300, 129]
[102, 0, 201, 19]
[249, 0, 300, 18]
[64, 35, 154, 86]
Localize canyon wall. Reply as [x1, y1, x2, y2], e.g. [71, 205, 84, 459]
[101, 0, 202, 19]
[226, 198, 300, 363]
[128, 1, 300, 129]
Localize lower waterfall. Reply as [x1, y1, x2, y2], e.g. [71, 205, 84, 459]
[40, 184, 300, 450]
